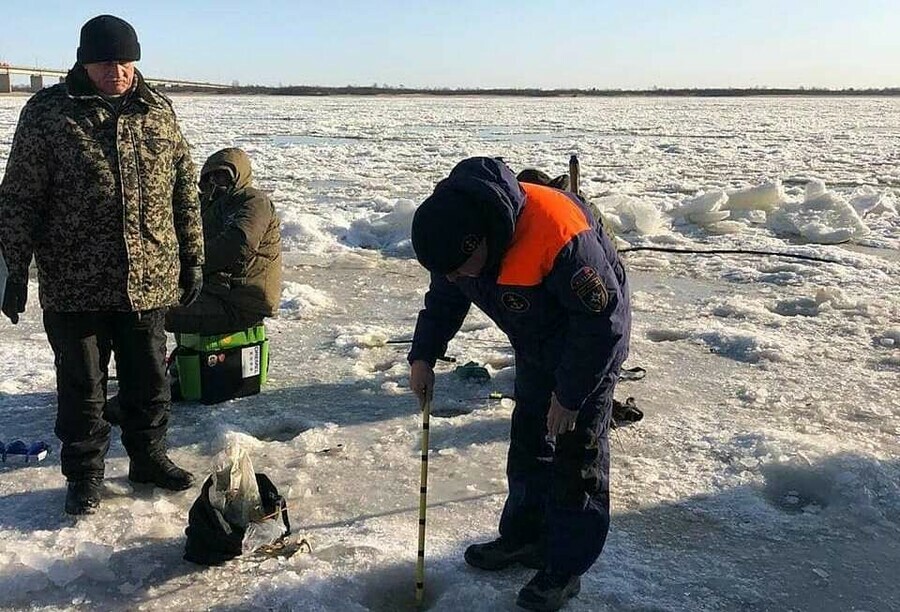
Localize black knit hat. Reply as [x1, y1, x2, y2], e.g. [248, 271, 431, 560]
[77, 15, 141, 64]
[412, 188, 488, 275]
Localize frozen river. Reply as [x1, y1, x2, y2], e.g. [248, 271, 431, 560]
[0, 95, 898, 611]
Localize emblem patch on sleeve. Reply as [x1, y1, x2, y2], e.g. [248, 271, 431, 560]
[501, 291, 531, 313]
[461, 234, 481, 255]
[570, 266, 609, 312]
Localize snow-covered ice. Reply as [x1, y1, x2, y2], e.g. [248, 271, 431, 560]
[0, 95, 898, 611]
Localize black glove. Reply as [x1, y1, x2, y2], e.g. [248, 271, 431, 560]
[179, 266, 203, 307]
[2, 280, 27, 324]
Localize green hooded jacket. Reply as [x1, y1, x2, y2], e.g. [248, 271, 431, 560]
[0, 65, 204, 312]
[199, 148, 282, 318]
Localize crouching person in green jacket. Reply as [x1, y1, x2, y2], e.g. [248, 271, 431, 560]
[166, 148, 282, 336]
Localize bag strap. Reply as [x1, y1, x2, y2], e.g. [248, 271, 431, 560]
[278, 495, 291, 536]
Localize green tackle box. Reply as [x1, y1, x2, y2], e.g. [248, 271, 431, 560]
[174, 324, 269, 405]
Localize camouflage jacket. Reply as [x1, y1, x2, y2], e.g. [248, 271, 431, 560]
[0, 65, 204, 312]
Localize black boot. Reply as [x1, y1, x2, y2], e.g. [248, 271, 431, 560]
[464, 537, 543, 571]
[516, 571, 581, 611]
[129, 454, 195, 491]
[65, 477, 104, 515]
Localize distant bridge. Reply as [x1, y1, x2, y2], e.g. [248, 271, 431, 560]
[0, 63, 230, 92]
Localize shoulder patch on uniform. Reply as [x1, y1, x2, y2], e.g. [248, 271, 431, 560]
[570, 266, 609, 312]
[501, 291, 531, 313]
[461, 234, 480, 255]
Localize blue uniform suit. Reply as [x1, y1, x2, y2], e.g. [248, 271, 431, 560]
[409, 158, 631, 576]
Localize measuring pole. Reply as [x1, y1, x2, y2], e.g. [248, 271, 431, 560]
[415, 397, 432, 607]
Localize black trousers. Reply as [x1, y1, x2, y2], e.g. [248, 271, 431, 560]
[43, 310, 171, 481]
[499, 354, 613, 576]
[165, 291, 262, 336]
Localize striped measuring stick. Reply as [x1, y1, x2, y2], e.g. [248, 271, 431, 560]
[415, 397, 432, 606]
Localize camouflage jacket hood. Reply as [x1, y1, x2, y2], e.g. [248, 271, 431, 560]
[0, 64, 204, 312]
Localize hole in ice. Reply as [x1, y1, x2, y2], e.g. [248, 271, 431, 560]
[431, 404, 474, 418]
[356, 560, 449, 612]
[761, 462, 832, 514]
[251, 419, 312, 442]
[769, 297, 821, 317]
[646, 329, 691, 342]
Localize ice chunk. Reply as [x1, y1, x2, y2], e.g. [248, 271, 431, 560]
[16, 549, 55, 573]
[723, 181, 785, 211]
[704, 220, 744, 234]
[280, 282, 334, 319]
[74, 542, 115, 582]
[729, 209, 768, 224]
[345, 198, 416, 254]
[850, 187, 898, 217]
[686, 210, 731, 224]
[674, 190, 727, 216]
[805, 179, 827, 200]
[279, 213, 335, 254]
[597, 195, 667, 235]
[768, 189, 868, 244]
[75, 542, 113, 563]
[131, 500, 156, 516]
[4, 567, 48, 595]
[334, 326, 390, 349]
[47, 560, 83, 587]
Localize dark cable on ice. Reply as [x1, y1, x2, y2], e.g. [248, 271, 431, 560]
[619, 245, 847, 264]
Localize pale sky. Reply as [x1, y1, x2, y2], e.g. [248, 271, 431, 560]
[1, 0, 898, 89]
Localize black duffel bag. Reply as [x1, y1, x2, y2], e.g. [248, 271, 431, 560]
[184, 472, 290, 566]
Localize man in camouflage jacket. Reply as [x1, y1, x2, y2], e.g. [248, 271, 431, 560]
[0, 15, 204, 515]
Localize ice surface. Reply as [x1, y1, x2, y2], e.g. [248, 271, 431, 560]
[0, 96, 898, 611]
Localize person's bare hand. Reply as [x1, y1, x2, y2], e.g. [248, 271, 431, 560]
[409, 360, 435, 405]
[546, 393, 578, 436]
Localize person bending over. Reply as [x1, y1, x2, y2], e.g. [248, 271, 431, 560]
[408, 157, 631, 611]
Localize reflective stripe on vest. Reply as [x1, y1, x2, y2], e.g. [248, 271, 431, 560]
[497, 183, 591, 286]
